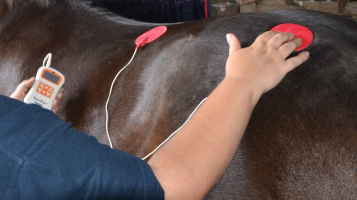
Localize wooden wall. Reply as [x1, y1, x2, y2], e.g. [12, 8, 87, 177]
[210, 0, 357, 21]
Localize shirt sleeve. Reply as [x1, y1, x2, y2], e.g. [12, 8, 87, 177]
[0, 95, 164, 200]
[18, 127, 164, 200]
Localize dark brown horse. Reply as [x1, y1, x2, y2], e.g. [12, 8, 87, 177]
[1, 0, 357, 198]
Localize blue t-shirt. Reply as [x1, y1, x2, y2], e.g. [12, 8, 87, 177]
[0, 95, 164, 200]
[94, 0, 211, 23]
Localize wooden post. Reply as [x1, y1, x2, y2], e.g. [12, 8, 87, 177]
[237, 0, 256, 13]
[338, 0, 344, 13]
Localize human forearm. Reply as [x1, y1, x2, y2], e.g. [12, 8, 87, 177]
[148, 77, 260, 199]
[148, 32, 309, 199]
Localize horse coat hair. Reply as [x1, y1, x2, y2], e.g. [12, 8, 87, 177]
[1, 0, 357, 199]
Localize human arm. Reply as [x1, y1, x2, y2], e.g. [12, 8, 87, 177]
[10, 77, 64, 113]
[147, 31, 310, 199]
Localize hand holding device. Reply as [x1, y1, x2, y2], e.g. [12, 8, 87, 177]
[24, 53, 65, 110]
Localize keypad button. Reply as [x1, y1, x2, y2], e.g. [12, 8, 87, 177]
[36, 82, 53, 98]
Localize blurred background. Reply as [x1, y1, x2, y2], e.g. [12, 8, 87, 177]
[211, 0, 356, 21]
[94, 0, 357, 22]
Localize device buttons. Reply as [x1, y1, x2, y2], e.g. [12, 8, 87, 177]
[36, 82, 54, 98]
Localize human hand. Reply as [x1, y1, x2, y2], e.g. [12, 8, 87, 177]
[10, 77, 64, 114]
[225, 31, 309, 99]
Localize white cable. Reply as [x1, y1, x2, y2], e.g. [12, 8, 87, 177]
[105, 48, 138, 148]
[43, 53, 52, 68]
[105, 46, 207, 157]
[142, 97, 207, 160]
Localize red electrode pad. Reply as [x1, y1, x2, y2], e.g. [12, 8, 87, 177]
[135, 26, 167, 47]
[270, 23, 313, 51]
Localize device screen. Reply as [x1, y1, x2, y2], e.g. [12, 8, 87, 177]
[43, 71, 60, 84]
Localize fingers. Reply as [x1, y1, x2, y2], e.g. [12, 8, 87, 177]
[267, 32, 295, 49]
[255, 31, 304, 61]
[255, 32, 301, 53]
[52, 88, 64, 113]
[254, 31, 281, 44]
[226, 33, 241, 56]
[52, 99, 59, 113]
[279, 38, 302, 58]
[10, 77, 35, 101]
[284, 51, 310, 73]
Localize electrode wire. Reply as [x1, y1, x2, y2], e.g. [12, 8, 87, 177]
[105, 42, 207, 160]
[142, 97, 207, 160]
[105, 47, 139, 148]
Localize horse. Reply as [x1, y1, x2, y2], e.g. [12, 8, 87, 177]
[1, 0, 357, 198]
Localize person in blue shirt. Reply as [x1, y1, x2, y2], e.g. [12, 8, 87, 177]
[94, 0, 210, 23]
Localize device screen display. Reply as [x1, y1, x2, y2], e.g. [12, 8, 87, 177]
[43, 71, 60, 84]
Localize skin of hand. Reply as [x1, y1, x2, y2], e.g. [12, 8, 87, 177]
[148, 31, 310, 200]
[225, 31, 309, 102]
[10, 77, 64, 113]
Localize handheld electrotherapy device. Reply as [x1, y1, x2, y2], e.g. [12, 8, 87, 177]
[24, 53, 65, 110]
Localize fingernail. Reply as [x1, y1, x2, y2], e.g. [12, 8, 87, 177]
[226, 34, 232, 43]
[297, 38, 302, 43]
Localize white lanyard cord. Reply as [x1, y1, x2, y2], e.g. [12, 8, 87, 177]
[43, 53, 52, 68]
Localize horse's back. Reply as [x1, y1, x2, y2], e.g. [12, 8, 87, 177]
[1, 2, 357, 198]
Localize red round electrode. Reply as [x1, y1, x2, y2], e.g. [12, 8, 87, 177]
[135, 26, 167, 47]
[270, 23, 313, 51]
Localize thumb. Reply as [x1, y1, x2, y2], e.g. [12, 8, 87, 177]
[226, 33, 241, 55]
[23, 77, 36, 88]
[10, 77, 35, 100]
